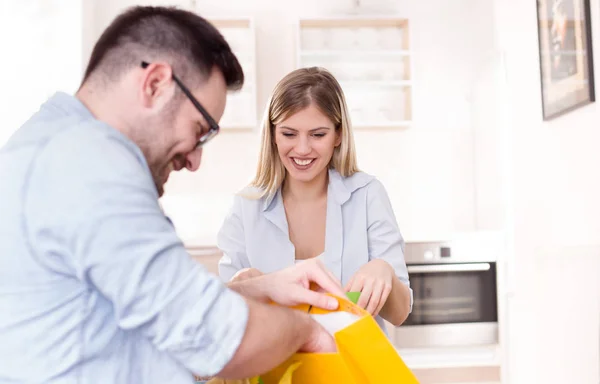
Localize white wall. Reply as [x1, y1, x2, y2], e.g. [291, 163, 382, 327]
[89, 0, 495, 245]
[0, 0, 86, 147]
[490, 0, 600, 382]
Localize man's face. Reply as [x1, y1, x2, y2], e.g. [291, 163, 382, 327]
[136, 64, 227, 196]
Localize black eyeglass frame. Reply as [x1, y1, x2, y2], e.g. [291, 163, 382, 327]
[141, 61, 220, 148]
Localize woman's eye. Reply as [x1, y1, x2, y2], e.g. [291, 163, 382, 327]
[313, 133, 326, 138]
[282, 132, 295, 137]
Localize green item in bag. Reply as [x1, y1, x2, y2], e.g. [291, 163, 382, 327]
[345, 291, 360, 304]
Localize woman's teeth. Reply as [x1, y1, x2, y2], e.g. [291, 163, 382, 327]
[293, 158, 313, 166]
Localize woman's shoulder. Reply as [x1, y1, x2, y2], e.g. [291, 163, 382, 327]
[333, 169, 386, 195]
[229, 185, 277, 213]
[236, 185, 266, 201]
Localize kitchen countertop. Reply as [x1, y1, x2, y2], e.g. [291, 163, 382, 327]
[397, 344, 502, 370]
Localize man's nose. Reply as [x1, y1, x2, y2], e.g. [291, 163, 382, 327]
[185, 148, 203, 172]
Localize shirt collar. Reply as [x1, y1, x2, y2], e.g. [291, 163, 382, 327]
[262, 168, 373, 211]
[44, 92, 95, 120]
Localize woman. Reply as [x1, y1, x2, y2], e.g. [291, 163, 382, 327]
[217, 67, 412, 330]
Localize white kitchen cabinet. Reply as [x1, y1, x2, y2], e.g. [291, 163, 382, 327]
[296, 16, 412, 129]
[187, 246, 222, 276]
[208, 17, 258, 130]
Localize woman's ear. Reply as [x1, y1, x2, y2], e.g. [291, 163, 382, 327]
[334, 128, 342, 147]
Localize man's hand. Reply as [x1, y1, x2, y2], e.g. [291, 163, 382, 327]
[215, 298, 336, 379]
[299, 316, 337, 353]
[229, 258, 345, 311]
[230, 268, 263, 283]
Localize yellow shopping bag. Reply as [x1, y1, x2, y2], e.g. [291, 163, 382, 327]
[204, 363, 300, 384]
[260, 294, 419, 384]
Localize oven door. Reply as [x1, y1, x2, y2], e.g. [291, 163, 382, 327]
[395, 262, 498, 348]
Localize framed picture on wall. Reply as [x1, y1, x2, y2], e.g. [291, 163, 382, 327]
[537, 0, 595, 120]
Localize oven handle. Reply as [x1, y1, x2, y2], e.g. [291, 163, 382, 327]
[407, 263, 491, 274]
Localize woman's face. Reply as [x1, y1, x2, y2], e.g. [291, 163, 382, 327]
[274, 104, 341, 184]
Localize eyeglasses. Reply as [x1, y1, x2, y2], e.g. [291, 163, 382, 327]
[141, 61, 220, 148]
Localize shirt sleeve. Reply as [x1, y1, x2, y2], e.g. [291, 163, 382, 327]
[217, 195, 251, 282]
[24, 126, 248, 377]
[365, 179, 413, 311]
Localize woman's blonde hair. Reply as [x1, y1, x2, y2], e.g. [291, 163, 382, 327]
[250, 67, 359, 198]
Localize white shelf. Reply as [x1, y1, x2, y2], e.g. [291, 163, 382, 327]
[301, 50, 410, 57]
[218, 124, 257, 130]
[341, 80, 412, 87]
[353, 121, 412, 129]
[297, 16, 413, 129]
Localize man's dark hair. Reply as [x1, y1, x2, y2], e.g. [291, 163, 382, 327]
[82, 6, 244, 91]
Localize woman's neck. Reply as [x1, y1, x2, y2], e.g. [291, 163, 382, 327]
[282, 169, 329, 202]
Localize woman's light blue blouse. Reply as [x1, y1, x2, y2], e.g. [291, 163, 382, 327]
[217, 169, 413, 331]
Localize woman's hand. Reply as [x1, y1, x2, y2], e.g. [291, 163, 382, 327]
[230, 267, 263, 283]
[345, 259, 395, 316]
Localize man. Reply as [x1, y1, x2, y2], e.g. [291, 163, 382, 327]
[0, 6, 345, 383]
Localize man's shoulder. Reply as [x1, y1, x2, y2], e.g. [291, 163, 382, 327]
[37, 120, 148, 178]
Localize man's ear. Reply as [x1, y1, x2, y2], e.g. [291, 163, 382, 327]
[140, 62, 175, 110]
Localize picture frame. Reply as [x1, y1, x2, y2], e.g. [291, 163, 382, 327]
[536, 0, 595, 120]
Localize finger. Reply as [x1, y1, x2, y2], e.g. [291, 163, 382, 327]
[249, 268, 262, 278]
[344, 276, 355, 292]
[290, 286, 339, 310]
[348, 276, 364, 295]
[374, 283, 392, 316]
[357, 280, 373, 309]
[314, 258, 340, 283]
[312, 259, 343, 291]
[366, 282, 383, 315]
[305, 264, 345, 298]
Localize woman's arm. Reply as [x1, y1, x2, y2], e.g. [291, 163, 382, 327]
[347, 179, 412, 326]
[378, 264, 412, 326]
[367, 180, 412, 326]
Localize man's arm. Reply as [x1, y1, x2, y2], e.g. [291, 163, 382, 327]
[25, 129, 340, 378]
[228, 258, 346, 311]
[218, 259, 348, 378]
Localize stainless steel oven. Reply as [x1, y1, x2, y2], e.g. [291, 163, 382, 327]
[395, 239, 499, 348]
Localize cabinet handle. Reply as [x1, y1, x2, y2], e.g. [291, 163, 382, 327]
[407, 263, 491, 274]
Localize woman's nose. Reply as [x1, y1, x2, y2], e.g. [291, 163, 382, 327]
[295, 136, 311, 155]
